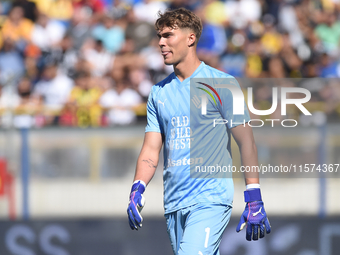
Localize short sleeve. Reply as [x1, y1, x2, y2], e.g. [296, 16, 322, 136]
[217, 77, 250, 129]
[145, 88, 162, 133]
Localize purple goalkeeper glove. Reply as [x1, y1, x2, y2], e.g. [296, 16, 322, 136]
[127, 180, 146, 230]
[236, 188, 271, 241]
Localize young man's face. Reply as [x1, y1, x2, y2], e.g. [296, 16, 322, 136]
[157, 26, 193, 66]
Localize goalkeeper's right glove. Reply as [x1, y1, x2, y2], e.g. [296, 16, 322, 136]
[127, 180, 146, 230]
[236, 188, 271, 241]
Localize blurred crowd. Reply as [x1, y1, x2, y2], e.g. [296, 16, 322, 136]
[0, 0, 340, 128]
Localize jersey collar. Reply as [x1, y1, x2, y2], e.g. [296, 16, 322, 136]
[173, 61, 205, 85]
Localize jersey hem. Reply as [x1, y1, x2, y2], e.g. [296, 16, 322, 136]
[229, 120, 250, 129]
[145, 129, 162, 133]
[164, 201, 233, 216]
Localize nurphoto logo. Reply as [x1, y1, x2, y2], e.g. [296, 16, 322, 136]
[194, 80, 312, 128]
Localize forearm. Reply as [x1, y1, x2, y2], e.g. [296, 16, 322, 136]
[134, 149, 159, 186]
[132, 132, 163, 186]
[128, 132, 161, 230]
[239, 142, 260, 186]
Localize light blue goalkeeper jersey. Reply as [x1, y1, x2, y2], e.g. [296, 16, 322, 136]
[145, 62, 250, 214]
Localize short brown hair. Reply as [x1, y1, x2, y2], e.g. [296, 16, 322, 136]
[155, 8, 203, 45]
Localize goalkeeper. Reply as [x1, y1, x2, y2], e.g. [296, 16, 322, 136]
[127, 8, 271, 255]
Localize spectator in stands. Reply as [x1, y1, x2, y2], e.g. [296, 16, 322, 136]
[13, 76, 45, 127]
[196, 7, 227, 56]
[33, 0, 73, 24]
[0, 0, 339, 127]
[133, 0, 167, 24]
[279, 33, 302, 78]
[53, 35, 79, 77]
[14, 76, 41, 119]
[318, 53, 340, 78]
[83, 39, 113, 77]
[111, 65, 125, 83]
[68, 71, 102, 127]
[129, 66, 153, 101]
[1, 6, 33, 48]
[220, 31, 247, 77]
[66, 7, 92, 51]
[33, 62, 74, 124]
[140, 37, 173, 82]
[0, 1, 12, 17]
[261, 14, 282, 55]
[0, 81, 20, 114]
[31, 13, 66, 51]
[314, 11, 340, 56]
[12, 0, 38, 22]
[0, 33, 3, 51]
[69, 72, 98, 107]
[205, 0, 227, 26]
[168, 0, 194, 11]
[59, 100, 77, 127]
[92, 13, 125, 53]
[73, 0, 105, 25]
[73, 57, 93, 78]
[303, 60, 319, 78]
[99, 78, 142, 125]
[0, 81, 20, 127]
[245, 39, 263, 78]
[1, 76, 39, 128]
[267, 57, 286, 78]
[0, 38, 25, 82]
[73, 0, 105, 14]
[125, 9, 156, 52]
[224, 0, 262, 33]
[23, 55, 40, 84]
[111, 31, 146, 83]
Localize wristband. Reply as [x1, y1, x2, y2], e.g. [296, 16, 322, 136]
[246, 183, 260, 190]
[244, 188, 262, 202]
[131, 180, 146, 194]
[133, 180, 146, 188]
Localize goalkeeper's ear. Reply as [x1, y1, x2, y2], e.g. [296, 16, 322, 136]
[187, 31, 196, 47]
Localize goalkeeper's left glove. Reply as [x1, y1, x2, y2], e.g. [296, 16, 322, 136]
[236, 188, 271, 241]
[127, 180, 146, 230]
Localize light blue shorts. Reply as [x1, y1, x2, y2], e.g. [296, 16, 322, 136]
[165, 203, 232, 255]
